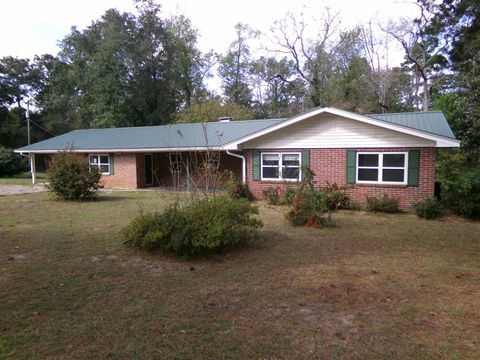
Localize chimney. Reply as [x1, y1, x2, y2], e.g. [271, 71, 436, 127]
[218, 116, 232, 122]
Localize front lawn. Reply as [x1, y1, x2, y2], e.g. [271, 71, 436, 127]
[0, 191, 479, 359]
[0, 172, 47, 186]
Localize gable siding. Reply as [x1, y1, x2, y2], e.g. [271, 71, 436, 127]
[242, 115, 435, 149]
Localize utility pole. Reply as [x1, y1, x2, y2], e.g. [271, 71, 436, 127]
[26, 99, 31, 145]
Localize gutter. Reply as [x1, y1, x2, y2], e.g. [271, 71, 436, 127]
[225, 150, 246, 183]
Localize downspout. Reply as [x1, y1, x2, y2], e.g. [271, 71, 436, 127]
[225, 150, 246, 183]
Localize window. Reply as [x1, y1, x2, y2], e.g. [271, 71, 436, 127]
[261, 152, 301, 181]
[169, 153, 182, 173]
[89, 154, 110, 175]
[357, 152, 407, 184]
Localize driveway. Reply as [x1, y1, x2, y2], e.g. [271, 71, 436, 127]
[0, 185, 48, 196]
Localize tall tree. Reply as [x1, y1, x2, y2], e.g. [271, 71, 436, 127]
[218, 23, 259, 107]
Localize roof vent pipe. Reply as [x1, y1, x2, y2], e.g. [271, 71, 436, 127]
[218, 116, 232, 122]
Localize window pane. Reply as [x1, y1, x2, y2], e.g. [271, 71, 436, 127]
[100, 155, 109, 164]
[100, 165, 109, 173]
[358, 168, 378, 181]
[262, 167, 279, 179]
[262, 154, 279, 166]
[282, 154, 299, 166]
[89, 156, 98, 164]
[383, 169, 404, 182]
[283, 167, 300, 180]
[358, 154, 378, 167]
[383, 154, 405, 167]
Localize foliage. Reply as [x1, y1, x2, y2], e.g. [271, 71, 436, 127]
[0, 146, 28, 176]
[172, 97, 253, 123]
[262, 186, 280, 205]
[413, 197, 444, 220]
[365, 194, 400, 213]
[282, 187, 297, 205]
[47, 151, 101, 200]
[440, 165, 480, 219]
[317, 182, 352, 210]
[123, 196, 263, 256]
[222, 171, 250, 199]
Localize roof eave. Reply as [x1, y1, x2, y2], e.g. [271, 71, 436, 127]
[14, 146, 225, 154]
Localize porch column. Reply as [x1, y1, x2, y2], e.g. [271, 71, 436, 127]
[30, 154, 36, 185]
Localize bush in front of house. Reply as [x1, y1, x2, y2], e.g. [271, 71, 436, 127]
[262, 186, 280, 205]
[47, 151, 102, 200]
[440, 166, 480, 219]
[123, 196, 263, 256]
[0, 146, 29, 176]
[413, 197, 444, 219]
[316, 182, 352, 211]
[223, 171, 251, 200]
[365, 194, 400, 213]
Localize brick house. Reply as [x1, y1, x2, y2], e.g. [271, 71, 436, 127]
[15, 107, 459, 209]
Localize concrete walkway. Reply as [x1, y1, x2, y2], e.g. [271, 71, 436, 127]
[0, 184, 48, 196]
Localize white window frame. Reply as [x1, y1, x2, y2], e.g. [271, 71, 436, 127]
[261, 152, 302, 182]
[169, 153, 182, 173]
[89, 154, 110, 175]
[356, 152, 408, 185]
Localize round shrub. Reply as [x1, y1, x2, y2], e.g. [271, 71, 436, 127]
[47, 151, 102, 200]
[365, 194, 400, 213]
[413, 197, 444, 219]
[123, 196, 263, 256]
[223, 171, 251, 199]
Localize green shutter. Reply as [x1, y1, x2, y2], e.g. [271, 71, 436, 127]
[252, 150, 260, 181]
[346, 150, 356, 184]
[301, 150, 310, 180]
[408, 150, 420, 186]
[109, 154, 115, 175]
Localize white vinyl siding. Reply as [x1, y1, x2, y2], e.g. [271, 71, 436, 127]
[242, 115, 435, 149]
[356, 152, 408, 185]
[261, 152, 301, 181]
[89, 154, 110, 175]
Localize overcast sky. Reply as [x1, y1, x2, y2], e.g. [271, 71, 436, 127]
[1, 0, 418, 60]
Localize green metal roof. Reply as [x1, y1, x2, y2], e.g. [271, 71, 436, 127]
[15, 108, 457, 153]
[367, 111, 456, 140]
[16, 119, 285, 152]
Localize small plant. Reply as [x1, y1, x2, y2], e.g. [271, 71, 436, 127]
[282, 187, 297, 205]
[262, 186, 280, 205]
[317, 182, 352, 210]
[365, 194, 400, 213]
[413, 197, 444, 219]
[222, 171, 250, 199]
[47, 151, 102, 200]
[123, 196, 263, 256]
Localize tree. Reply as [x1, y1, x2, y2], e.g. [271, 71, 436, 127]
[218, 23, 259, 107]
[172, 97, 253, 123]
[270, 10, 339, 107]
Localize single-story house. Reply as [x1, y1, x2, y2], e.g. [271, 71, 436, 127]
[15, 107, 460, 208]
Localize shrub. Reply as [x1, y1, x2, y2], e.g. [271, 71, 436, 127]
[282, 187, 297, 205]
[365, 194, 400, 213]
[47, 151, 102, 200]
[123, 196, 263, 256]
[440, 166, 480, 219]
[262, 186, 280, 205]
[222, 171, 250, 199]
[317, 182, 352, 210]
[413, 197, 444, 219]
[0, 146, 28, 176]
[285, 190, 337, 228]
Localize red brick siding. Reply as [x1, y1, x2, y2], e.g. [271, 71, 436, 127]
[245, 148, 436, 209]
[101, 153, 139, 188]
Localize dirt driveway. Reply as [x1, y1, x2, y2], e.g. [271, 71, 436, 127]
[0, 184, 47, 196]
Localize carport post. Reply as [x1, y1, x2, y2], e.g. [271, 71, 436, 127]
[30, 154, 36, 185]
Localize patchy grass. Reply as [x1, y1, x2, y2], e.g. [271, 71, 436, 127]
[1, 191, 479, 359]
[0, 172, 47, 185]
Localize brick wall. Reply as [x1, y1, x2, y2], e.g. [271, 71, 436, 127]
[101, 153, 139, 189]
[245, 148, 436, 209]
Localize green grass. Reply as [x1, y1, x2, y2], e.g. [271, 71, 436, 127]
[0, 172, 47, 185]
[1, 191, 479, 359]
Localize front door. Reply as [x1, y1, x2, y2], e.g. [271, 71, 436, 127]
[145, 154, 153, 186]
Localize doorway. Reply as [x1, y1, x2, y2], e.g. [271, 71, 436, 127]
[145, 154, 153, 186]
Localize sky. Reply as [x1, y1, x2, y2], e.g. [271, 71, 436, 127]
[1, 0, 418, 60]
